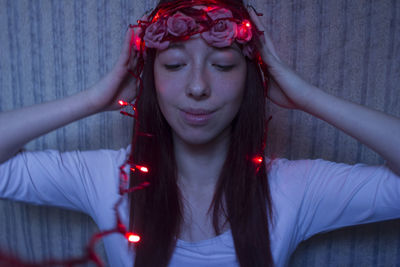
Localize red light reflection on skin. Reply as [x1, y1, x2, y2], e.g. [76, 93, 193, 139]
[135, 36, 142, 50]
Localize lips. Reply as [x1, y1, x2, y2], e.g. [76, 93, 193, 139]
[180, 108, 215, 126]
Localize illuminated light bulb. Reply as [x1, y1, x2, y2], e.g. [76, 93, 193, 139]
[139, 166, 149, 173]
[252, 156, 263, 164]
[125, 233, 141, 243]
[130, 165, 149, 173]
[119, 100, 128, 106]
[245, 22, 251, 28]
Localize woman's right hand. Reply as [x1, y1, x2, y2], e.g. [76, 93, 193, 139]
[248, 6, 316, 111]
[87, 26, 140, 112]
[0, 24, 143, 163]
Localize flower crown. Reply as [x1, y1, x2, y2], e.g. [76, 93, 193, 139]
[132, 0, 261, 59]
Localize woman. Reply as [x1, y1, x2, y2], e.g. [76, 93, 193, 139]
[0, 0, 399, 266]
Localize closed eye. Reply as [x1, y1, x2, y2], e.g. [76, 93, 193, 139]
[213, 64, 235, 71]
[164, 64, 184, 70]
[164, 64, 235, 71]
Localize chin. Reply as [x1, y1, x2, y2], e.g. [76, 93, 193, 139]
[173, 126, 231, 148]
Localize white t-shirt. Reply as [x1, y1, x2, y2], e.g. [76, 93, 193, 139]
[1, 147, 399, 267]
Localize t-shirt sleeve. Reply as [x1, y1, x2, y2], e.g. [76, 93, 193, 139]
[0, 148, 129, 218]
[270, 158, 400, 242]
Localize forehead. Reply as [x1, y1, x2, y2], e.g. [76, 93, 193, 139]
[157, 35, 242, 57]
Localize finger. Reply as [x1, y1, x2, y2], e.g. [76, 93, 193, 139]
[247, 6, 266, 32]
[129, 46, 139, 70]
[247, 7, 280, 60]
[267, 82, 297, 109]
[131, 26, 143, 52]
[117, 27, 136, 66]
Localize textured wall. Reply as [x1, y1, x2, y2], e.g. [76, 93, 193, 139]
[0, 0, 399, 266]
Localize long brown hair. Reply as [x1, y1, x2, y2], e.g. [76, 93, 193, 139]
[129, 1, 274, 266]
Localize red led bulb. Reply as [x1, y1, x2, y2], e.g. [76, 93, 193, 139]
[252, 156, 263, 164]
[125, 233, 141, 243]
[130, 164, 149, 173]
[118, 100, 129, 106]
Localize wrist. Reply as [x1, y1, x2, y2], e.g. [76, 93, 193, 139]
[81, 87, 107, 114]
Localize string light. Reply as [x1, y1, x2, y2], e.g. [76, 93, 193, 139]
[130, 164, 149, 173]
[119, 99, 137, 118]
[126, 233, 141, 243]
[252, 156, 263, 164]
[0, 1, 270, 265]
[118, 100, 128, 106]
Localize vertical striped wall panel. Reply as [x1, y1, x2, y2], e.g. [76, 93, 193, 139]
[0, 0, 399, 266]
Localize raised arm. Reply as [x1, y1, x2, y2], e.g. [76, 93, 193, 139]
[248, 7, 400, 175]
[0, 28, 137, 164]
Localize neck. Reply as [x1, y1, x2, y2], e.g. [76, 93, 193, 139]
[174, 129, 230, 190]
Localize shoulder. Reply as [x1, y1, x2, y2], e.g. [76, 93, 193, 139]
[265, 157, 390, 184]
[266, 158, 314, 207]
[266, 157, 397, 207]
[0, 145, 131, 214]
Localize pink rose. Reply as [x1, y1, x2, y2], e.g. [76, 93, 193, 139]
[167, 12, 197, 36]
[207, 7, 233, 20]
[201, 19, 237, 47]
[236, 20, 252, 44]
[143, 19, 169, 50]
[201, 7, 237, 47]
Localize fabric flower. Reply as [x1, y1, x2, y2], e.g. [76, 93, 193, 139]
[167, 12, 197, 36]
[201, 8, 237, 47]
[143, 19, 169, 50]
[207, 7, 233, 20]
[236, 20, 252, 44]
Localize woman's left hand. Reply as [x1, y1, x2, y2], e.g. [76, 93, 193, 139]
[247, 6, 400, 175]
[248, 6, 317, 111]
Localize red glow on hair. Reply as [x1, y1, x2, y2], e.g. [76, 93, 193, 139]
[125, 233, 141, 243]
[252, 156, 263, 164]
[139, 166, 149, 173]
[130, 165, 149, 173]
[257, 54, 263, 64]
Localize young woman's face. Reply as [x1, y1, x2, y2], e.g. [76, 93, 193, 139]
[154, 35, 247, 145]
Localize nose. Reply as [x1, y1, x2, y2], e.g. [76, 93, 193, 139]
[186, 65, 210, 100]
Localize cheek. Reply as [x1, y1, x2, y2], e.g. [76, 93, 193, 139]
[216, 69, 246, 106]
[154, 70, 180, 125]
[154, 63, 182, 102]
[154, 66, 173, 108]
